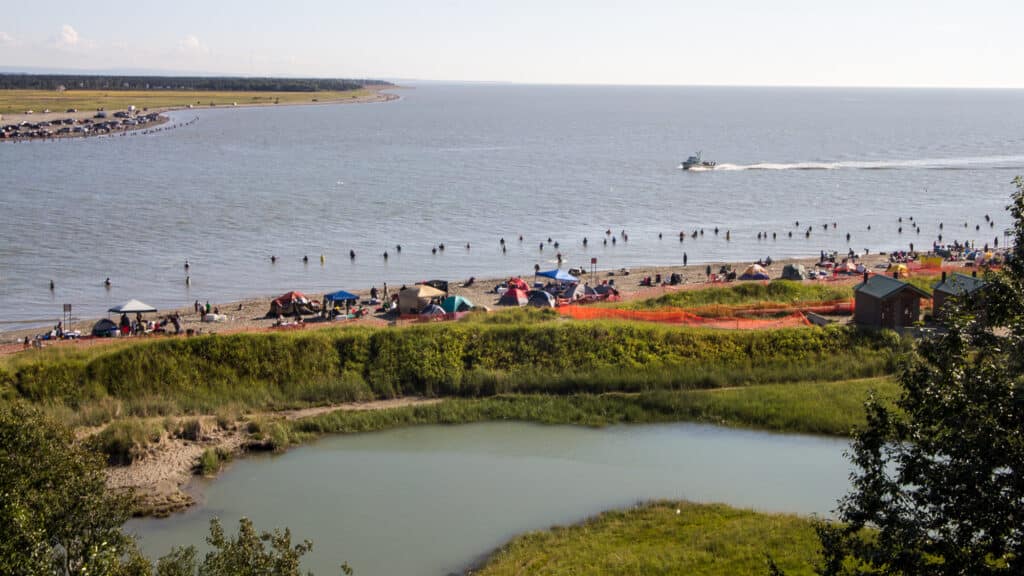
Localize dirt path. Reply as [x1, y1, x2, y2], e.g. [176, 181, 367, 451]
[279, 397, 442, 420]
[101, 397, 440, 517]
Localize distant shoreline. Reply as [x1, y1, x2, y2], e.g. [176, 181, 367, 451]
[0, 84, 400, 142]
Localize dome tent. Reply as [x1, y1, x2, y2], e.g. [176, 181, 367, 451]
[91, 318, 119, 337]
[781, 263, 808, 280]
[739, 264, 770, 281]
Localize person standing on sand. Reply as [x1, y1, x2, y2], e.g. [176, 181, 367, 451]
[705, 265, 711, 279]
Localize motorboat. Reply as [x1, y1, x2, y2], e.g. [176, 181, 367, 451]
[680, 151, 716, 170]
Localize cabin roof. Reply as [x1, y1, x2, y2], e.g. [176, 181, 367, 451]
[854, 275, 931, 300]
[933, 273, 987, 296]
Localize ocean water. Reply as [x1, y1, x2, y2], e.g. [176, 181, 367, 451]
[1, 85, 1022, 328]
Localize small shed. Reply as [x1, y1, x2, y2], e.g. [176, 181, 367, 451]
[853, 274, 930, 329]
[932, 272, 987, 323]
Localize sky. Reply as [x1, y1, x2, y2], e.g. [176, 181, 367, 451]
[1, 0, 1023, 87]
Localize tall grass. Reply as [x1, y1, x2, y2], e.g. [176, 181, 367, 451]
[618, 280, 855, 310]
[473, 501, 823, 576]
[289, 378, 899, 440]
[1, 323, 903, 419]
[88, 417, 167, 465]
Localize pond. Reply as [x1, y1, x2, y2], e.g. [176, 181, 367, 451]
[127, 421, 851, 575]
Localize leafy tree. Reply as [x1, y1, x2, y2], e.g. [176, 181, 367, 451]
[0, 402, 145, 575]
[155, 518, 352, 576]
[816, 179, 1024, 574]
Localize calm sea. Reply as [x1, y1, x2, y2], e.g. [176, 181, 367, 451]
[1, 85, 1022, 329]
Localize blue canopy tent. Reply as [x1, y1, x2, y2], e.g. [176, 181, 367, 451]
[537, 269, 578, 282]
[324, 290, 359, 318]
[324, 290, 359, 302]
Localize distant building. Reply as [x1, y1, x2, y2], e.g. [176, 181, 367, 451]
[932, 272, 987, 323]
[853, 274, 931, 330]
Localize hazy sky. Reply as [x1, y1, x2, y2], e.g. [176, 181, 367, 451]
[1, 0, 1023, 87]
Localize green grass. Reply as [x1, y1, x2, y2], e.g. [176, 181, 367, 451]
[0, 88, 379, 115]
[615, 275, 940, 312]
[617, 280, 855, 310]
[472, 501, 823, 576]
[288, 378, 898, 441]
[88, 417, 166, 465]
[0, 323, 902, 423]
[198, 447, 231, 476]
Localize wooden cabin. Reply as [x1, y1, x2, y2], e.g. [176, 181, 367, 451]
[853, 274, 931, 330]
[932, 271, 987, 323]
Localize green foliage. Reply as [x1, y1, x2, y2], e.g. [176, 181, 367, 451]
[817, 180, 1024, 575]
[459, 306, 560, 324]
[474, 501, 822, 575]
[156, 546, 197, 576]
[198, 447, 231, 476]
[290, 379, 897, 439]
[178, 418, 203, 441]
[153, 517, 334, 576]
[90, 417, 166, 466]
[0, 403, 143, 575]
[619, 280, 854, 310]
[267, 422, 291, 451]
[2, 324, 899, 418]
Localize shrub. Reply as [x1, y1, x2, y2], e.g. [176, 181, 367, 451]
[90, 418, 165, 466]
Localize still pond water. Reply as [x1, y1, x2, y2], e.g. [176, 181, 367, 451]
[127, 421, 851, 575]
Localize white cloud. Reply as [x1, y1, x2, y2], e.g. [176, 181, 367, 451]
[0, 31, 16, 47]
[56, 24, 79, 49]
[178, 34, 209, 55]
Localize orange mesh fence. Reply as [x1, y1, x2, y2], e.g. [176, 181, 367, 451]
[682, 299, 855, 317]
[557, 306, 812, 329]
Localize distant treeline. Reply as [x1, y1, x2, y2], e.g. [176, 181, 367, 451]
[0, 74, 392, 92]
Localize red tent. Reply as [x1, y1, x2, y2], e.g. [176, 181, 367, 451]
[267, 291, 313, 316]
[499, 288, 528, 306]
[508, 277, 529, 291]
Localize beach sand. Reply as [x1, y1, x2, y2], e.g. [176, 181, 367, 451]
[1, 253, 903, 353]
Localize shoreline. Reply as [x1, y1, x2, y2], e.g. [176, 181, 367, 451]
[0, 251, 896, 349]
[0, 84, 400, 142]
[0, 249, 972, 351]
[105, 397, 442, 517]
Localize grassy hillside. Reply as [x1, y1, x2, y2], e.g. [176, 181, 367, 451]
[1, 322, 903, 427]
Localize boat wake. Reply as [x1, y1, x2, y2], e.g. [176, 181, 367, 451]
[705, 154, 1024, 172]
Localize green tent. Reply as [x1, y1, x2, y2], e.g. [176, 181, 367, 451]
[440, 295, 473, 314]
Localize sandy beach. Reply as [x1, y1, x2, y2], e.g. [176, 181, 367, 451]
[1, 252, 908, 352]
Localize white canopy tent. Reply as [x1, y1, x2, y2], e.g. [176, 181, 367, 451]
[108, 299, 158, 314]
